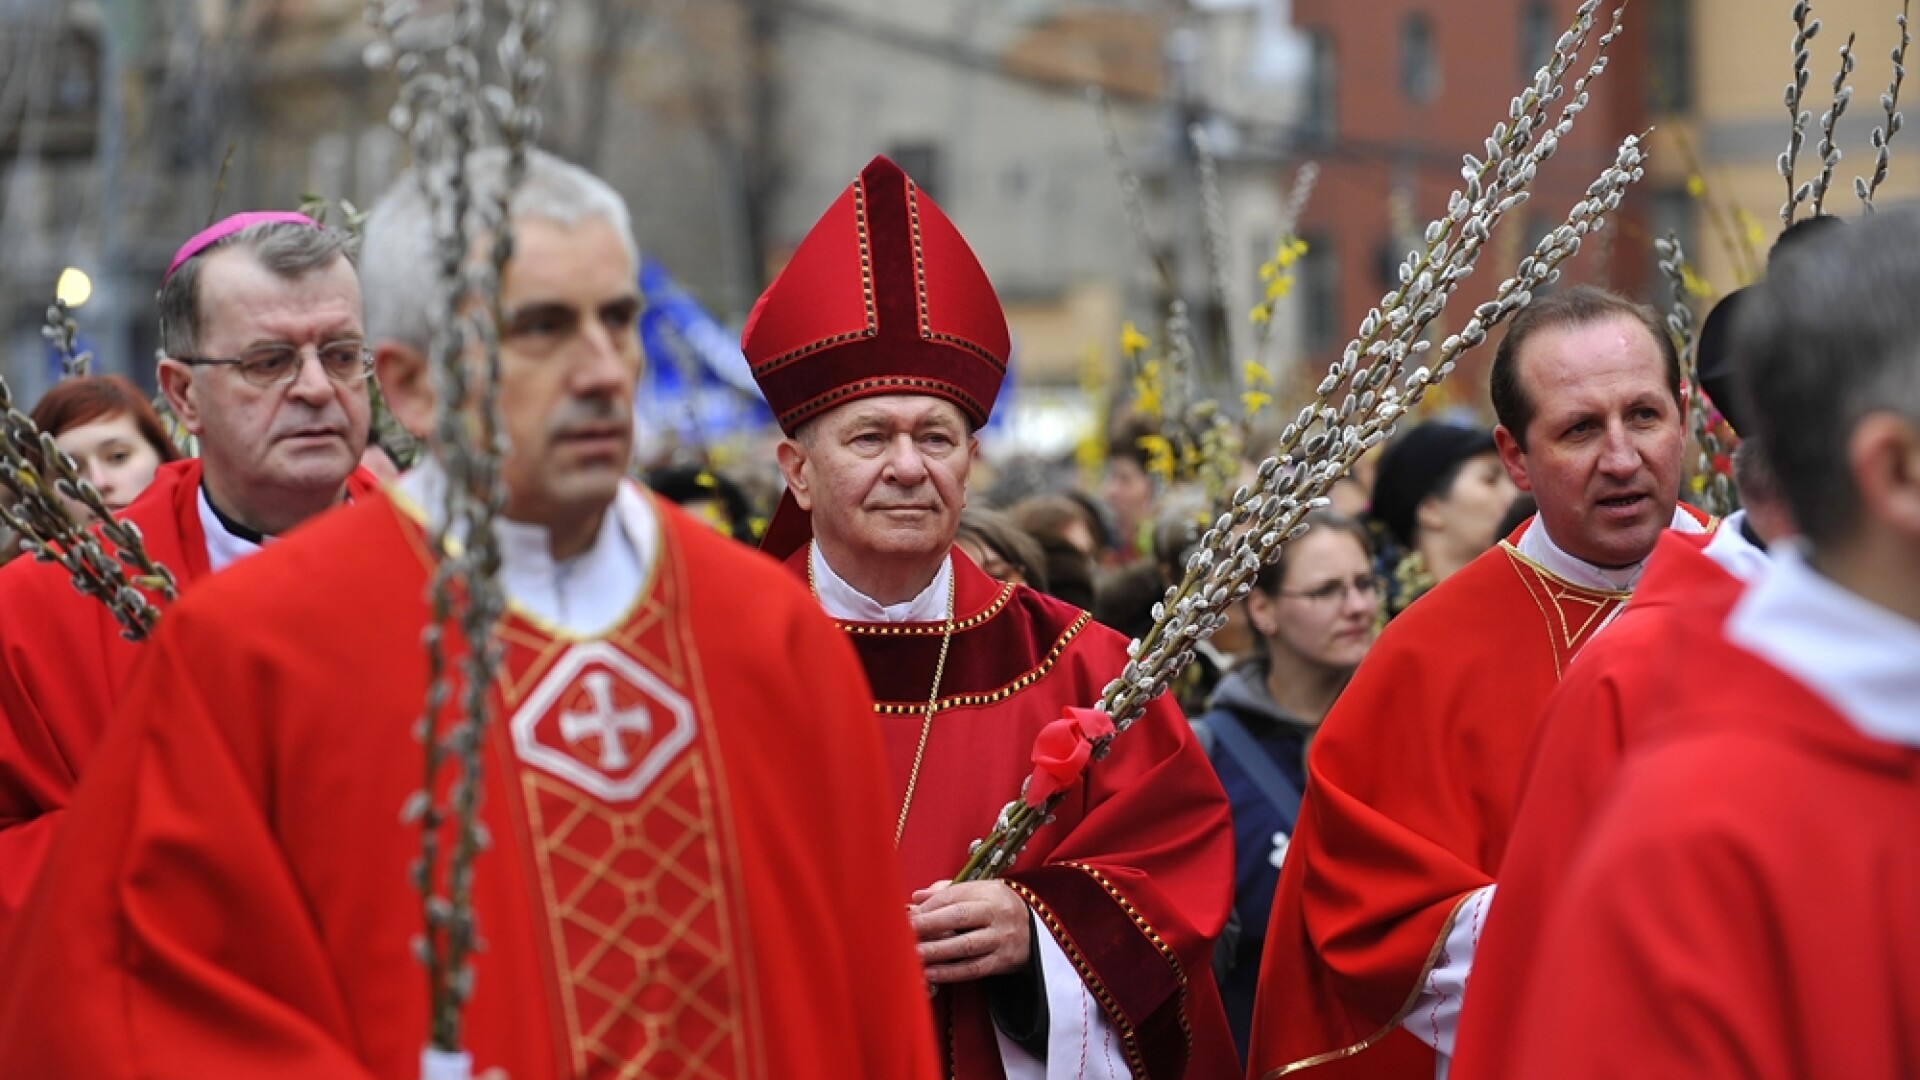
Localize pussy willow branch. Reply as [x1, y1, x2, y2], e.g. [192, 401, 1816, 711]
[1250, 163, 1320, 379]
[42, 301, 91, 378]
[1656, 235, 1736, 518]
[1278, 161, 1320, 239]
[1189, 122, 1236, 360]
[367, 0, 551, 1056]
[1809, 32, 1856, 217]
[955, 5, 1646, 876]
[1091, 86, 1174, 289]
[0, 376, 175, 639]
[439, 0, 551, 1052]
[1781, 1, 1821, 224]
[1857, 0, 1909, 212]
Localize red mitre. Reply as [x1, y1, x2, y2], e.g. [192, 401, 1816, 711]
[747, 155, 1010, 559]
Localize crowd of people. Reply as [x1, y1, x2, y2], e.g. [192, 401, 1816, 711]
[0, 147, 1914, 1080]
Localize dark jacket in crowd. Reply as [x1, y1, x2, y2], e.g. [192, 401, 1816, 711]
[1193, 658, 1315, 1063]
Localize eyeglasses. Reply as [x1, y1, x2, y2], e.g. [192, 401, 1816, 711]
[177, 341, 374, 389]
[1276, 574, 1383, 605]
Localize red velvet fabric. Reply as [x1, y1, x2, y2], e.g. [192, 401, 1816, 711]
[790, 548, 1239, 1080]
[744, 156, 1009, 436]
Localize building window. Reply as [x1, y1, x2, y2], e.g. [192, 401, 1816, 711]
[1520, 2, 1554, 78]
[1400, 12, 1439, 104]
[1300, 233, 1340, 353]
[1303, 30, 1337, 144]
[1649, 0, 1693, 112]
[888, 142, 944, 202]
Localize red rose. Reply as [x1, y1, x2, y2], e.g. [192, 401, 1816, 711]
[1065, 706, 1115, 742]
[1022, 707, 1113, 808]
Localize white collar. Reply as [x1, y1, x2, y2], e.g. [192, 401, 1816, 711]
[197, 485, 265, 574]
[1700, 509, 1773, 584]
[810, 541, 952, 623]
[1726, 546, 1920, 748]
[1515, 505, 1708, 591]
[397, 461, 658, 637]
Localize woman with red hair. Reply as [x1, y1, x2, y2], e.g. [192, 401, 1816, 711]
[29, 375, 182, 520]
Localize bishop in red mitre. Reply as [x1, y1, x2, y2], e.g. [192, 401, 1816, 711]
[747, 156, 1239, 1080]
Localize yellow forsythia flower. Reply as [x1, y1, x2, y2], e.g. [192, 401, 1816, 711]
[1249, 304, 1272, 326]
[1686, 174, 1706, 199]
[1137, 434, 1177, 483]
[1242, 389, 1274, 417]
[1679, 264, 1714, 300]
[1242, 359, 1273, 387]
[1120, 322, 1151, 356]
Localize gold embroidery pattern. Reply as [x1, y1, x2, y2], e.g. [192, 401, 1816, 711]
[1264, 891, 1478, 1078]
[520, 758, 748, 1079]
[1007, 881, 1151, 1079]
[783, 375, 990, 433]
[498, 562, 755, 1079]
[747, 179, 878, 381]
[905, 181, 1008, 373]
[1499, 545, 1629, 679]
[870, 612, 1091, 714]
[1065, 863, 1195, 1055]
[834, 581, 1014, 636]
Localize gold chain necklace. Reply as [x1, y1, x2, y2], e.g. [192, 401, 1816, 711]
[809, 554, 959, 846]
[894, 573, 957, 846]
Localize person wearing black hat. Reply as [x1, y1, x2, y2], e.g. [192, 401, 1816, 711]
[1368, 420, 1517, 616]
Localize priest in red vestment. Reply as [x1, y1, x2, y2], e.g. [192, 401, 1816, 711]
[0, 212, 379, 938]
[747, 155, 1238, 1080]
[1508, 211, 1920, 1078]
[0, 150, 938, 1079]
[1247, 287, 1703, 1080]
[1449, 388, 1793, 1080]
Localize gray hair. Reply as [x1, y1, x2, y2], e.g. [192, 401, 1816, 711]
[361, 148, 639, 353]
[1734, 204, 1920, 548]
[157, 222, 358, 356]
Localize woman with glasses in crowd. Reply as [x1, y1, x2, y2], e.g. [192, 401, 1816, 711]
[1195, 510, 1380, 1061]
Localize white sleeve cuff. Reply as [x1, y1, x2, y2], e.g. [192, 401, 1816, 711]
[996, 912, 1131, 1080]
[1401, 884, 1496, 1070]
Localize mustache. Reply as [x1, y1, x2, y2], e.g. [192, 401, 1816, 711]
[547, 399, 628, 436]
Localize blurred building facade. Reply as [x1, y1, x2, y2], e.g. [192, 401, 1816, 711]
[1679, 0, 1920, 294]
[13, 1, 1914, 444]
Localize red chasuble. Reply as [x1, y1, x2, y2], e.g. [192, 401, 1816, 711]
[1506, 645, 1920, 1079]
[789, 549, 1238, 1080]
[0, 491, 938, 1079]
[0, 458, 379, 938]
[1451, 530, 1742, 1080]
[1246, 519, 1651, 1080]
